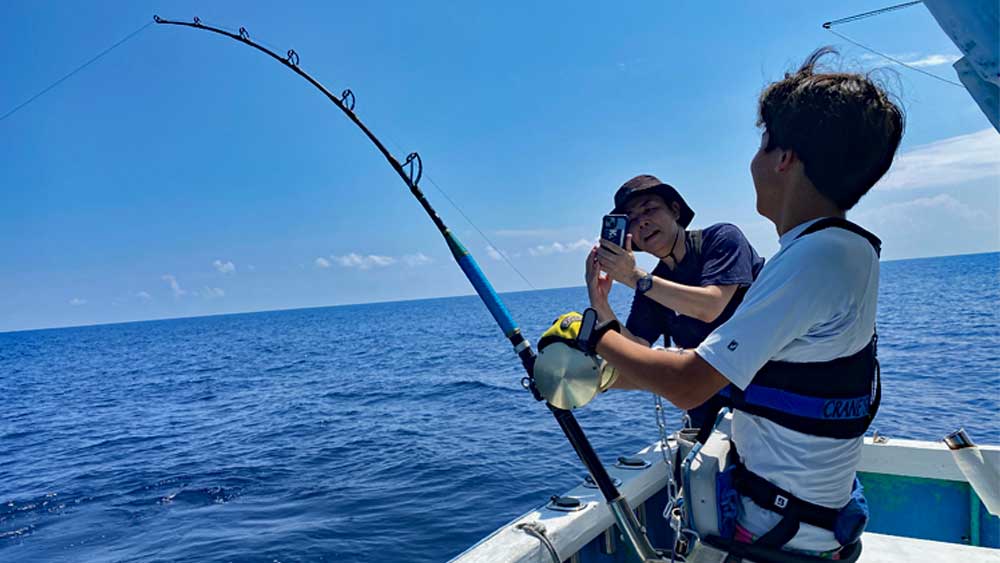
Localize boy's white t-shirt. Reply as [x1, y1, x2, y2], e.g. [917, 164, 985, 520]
[695, 218, 880, 551]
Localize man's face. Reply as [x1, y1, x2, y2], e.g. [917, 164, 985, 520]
[623, 193, 681, 258]
[750, 131, 781, 222]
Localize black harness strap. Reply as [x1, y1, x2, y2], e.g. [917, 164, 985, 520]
[690, 228, 703, 255]
[797, 217, 881, 257]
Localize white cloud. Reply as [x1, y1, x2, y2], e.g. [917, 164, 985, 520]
[493, 228, 572, 238]
[860, 52, 961, 68]
[905, 54, 962, 68]
[136, 291, 152, 301]
[333, 253, 396, 270]
[317, 251, 432, 269]
[856, 193, 989, 227]
[200, 287, 225, 299]
[213, 259, 236, 274]
[853, 193, 996, 259]
[69, 297, 86, 306]
[527, 238, 594, 257]
[402, 253, 432, 266]
[485, 245, 521, 261]
[877, 129, 1000, 191]
[161, 274, 186, 298]
[486, 245, 503, 260]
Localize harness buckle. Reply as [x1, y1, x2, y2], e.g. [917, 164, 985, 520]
[774, 495, 788, 509]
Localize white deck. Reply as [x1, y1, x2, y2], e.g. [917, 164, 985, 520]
[452, 437, 1000, 563]
[452, 440, 670, 563]
[863, 533, 1000, 562]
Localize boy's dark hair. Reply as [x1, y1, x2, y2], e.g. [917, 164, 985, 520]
[757, 47, 905, 210]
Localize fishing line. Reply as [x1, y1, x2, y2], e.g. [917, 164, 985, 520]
[821, 2, 964, 88]
[0, 20, 154, 124]
[377, 130, 537, 290]
[423, 174, 538, 290]
[825, 29, 963, 88]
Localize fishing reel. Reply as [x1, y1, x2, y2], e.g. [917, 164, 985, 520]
[533, 309, 619, 410]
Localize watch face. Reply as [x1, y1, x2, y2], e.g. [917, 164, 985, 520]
[638, 275, 653, 293]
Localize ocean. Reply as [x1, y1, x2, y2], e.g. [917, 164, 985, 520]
[2, 252, 997, 562]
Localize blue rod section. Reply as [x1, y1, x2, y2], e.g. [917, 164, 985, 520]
[455, 252, 517, 337]
[443, 231, 518, 337]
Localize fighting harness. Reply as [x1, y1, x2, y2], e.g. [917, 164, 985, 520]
[694, 218, 883, 559]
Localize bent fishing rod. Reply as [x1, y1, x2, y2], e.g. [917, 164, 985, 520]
[153, 16, 662, 562]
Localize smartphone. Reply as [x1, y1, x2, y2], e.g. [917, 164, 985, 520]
[601, 214, 629, 248]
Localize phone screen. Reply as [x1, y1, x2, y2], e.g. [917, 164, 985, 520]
[601, 214, 629, 248]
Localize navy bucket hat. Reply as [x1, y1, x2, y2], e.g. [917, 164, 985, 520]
[611, 174, 695, 228]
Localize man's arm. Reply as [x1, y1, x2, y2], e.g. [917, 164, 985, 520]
[596, 330, 730, 410]
[633, 276, 739, 324]
[595, 239, 741, 323]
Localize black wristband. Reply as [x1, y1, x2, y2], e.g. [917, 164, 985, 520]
[590, 320, 622, 350]
[579, 309, 622, 356]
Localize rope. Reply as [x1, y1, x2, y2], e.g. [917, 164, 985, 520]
[515, 521, 561, 563]
[0, 20, 154, 124]
[822, 1, 923, 28]
[825, 28, 964, 88]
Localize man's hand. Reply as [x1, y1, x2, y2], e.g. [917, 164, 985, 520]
[586, 246, 613, 310]
[596, 234, 643, 288]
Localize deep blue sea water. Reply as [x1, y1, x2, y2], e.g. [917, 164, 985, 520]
[2, 252, 998, 562]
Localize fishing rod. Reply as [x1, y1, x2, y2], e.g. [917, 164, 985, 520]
[153, 15, 662, 562]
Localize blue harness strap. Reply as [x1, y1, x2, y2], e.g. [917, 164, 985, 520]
[719, 334, 881, 439]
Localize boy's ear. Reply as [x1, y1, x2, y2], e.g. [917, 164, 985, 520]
[775, 148, 798, 173]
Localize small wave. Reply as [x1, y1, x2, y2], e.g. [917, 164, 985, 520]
[1, 430, 33, 441]
[440, 379, 516, 394]
[0, 525, 34, 540]
[1, 492, 72, 520]
[76, 434, 159, 453]
[264, 359, 308, 373]
[159, 486, 243, 506]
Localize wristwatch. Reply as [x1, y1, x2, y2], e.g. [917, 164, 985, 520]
[636, 272, 654, 294]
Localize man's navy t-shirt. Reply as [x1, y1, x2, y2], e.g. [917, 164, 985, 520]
[626, 223, 764, 351]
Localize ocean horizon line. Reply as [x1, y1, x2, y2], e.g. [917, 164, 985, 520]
[3, 249, 997, 336]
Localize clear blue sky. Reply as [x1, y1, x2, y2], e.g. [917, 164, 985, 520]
[2, 1, 997, 332]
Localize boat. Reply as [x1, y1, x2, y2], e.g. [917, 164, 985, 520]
[454, 3, 1000, 561]
[451, 424, 1000, 562]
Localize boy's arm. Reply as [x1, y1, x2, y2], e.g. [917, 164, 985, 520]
[596, 330, 729, 410]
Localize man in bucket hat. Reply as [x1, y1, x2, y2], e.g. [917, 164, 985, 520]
[586, 174, 763, 427]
